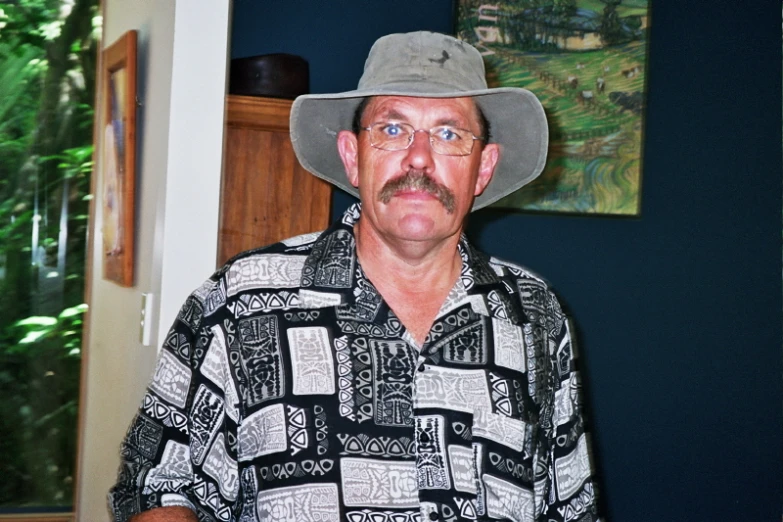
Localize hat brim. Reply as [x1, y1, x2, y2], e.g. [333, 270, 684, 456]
[290, 84, 548, 211]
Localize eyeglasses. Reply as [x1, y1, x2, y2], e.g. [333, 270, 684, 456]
[361, 122, 484, 156]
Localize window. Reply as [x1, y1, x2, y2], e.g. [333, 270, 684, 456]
[0, 0, 99, 515]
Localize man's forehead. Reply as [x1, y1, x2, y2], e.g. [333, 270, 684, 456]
[365, 95, 478, 121]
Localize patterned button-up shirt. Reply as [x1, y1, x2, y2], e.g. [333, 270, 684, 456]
[109, 204, 600, 522]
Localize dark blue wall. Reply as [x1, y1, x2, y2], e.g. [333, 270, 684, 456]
[231, 1, 782, 520]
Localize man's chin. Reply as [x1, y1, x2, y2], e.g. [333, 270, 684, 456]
[393, 212, 444, 240]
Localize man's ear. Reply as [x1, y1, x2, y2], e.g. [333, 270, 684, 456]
[337, 130, 360, 188]
[474, 143, 500, 196]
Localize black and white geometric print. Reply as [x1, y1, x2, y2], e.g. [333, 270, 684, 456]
[109, 203, 600, 522]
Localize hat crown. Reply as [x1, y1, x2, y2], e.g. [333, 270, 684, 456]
[358, 31, 489, 93]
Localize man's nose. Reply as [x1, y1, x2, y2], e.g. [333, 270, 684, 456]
[401, 129, 435, 171]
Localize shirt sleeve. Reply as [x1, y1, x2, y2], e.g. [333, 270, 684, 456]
[539, 290, 602, 522]
[108, 278, 240, 522]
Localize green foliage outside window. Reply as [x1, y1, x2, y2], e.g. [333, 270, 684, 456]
[0, 0, 99, 509]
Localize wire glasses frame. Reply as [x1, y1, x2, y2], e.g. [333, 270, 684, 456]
[361, 122, 484, 156]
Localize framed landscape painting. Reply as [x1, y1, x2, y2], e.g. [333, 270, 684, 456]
[457, 0, 650, 215]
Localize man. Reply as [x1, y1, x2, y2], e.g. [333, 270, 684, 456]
[110, 31, 600, 522]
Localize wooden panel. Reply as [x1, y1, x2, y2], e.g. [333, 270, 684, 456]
[224, 95, 292, 131]
[218, 95, 332, 266]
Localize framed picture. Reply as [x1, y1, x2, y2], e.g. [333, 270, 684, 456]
[100, 30, 137, 286]
[457, 1, 650, 216]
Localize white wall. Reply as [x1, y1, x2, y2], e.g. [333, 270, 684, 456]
[76, 2, 230, 520]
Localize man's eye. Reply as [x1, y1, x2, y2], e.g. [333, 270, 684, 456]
[381, 124, 404, 137]
[435, 127, 460, 141]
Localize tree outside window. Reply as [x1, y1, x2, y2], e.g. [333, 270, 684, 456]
[0, 0, 99, 512]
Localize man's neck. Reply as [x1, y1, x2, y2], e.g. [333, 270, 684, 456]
[353, 218, 463, 345]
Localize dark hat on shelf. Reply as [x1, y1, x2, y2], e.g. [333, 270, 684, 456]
[229, 53, 309, 99]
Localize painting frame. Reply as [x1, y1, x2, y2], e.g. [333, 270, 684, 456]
[100, 30, 137, 286]
[456, 1, 650, 216]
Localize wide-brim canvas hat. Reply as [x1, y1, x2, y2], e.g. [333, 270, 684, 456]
[290, 31, 548, 210]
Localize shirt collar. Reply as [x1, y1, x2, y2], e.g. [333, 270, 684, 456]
[298, 203, 524, 327]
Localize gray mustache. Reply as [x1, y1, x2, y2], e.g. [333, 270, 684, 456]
[378, 170, 456, 214]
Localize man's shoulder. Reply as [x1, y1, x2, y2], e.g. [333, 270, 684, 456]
[484, 255, 569, 323]
[189, 230, 327, 313]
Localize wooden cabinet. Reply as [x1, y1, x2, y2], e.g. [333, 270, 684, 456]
[218, 95, 332, 266]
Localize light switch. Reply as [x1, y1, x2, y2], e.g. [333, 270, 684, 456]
[140, 293, 154, 346]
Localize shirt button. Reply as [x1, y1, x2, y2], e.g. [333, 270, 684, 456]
[428, 512, 439, 521]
